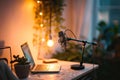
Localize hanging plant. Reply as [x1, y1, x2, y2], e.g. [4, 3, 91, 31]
[33, 0, 66, 58]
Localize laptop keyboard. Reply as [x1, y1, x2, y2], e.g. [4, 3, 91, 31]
[34, 64, 61, 72]
[35, 65, 50, 71]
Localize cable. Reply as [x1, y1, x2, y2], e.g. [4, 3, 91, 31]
[64, 29, 77, 39]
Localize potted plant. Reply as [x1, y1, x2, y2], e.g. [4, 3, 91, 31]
[10, 55, 30, 79]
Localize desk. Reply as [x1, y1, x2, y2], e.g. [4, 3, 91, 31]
[26, 61, 98, 80]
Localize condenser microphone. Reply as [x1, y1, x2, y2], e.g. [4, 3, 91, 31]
[58, 31, 67, 49]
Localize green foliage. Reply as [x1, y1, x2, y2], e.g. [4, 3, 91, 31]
[52, 43, 82, 62]
[10, 55, 30, 65]
[33, 0, 66, 55]
[97, 20, 120, 50]
[98, 21, 107, 27]
[52, 42, 106, 63]
[33, 0, 66, 44]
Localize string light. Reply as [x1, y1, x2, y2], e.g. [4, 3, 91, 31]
[47, 1, 54, 47]
[37, 0, 41, 4]
[40, 24, 43, 27]
[47, 34, 54, 47]
[37, 0, 45, 44]
[47, 39, 54, 47]
[39, 12, 43, 15]
[42, 38, 45, 42]
[37, 0, 54, 47]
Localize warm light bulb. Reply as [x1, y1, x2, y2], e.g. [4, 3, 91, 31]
[40, 24, 43, 27]
[37, 0, 40, 3]
[47, 39, 54, 47]
[41, 38, 45, 42]
[39, 12, 43, 15]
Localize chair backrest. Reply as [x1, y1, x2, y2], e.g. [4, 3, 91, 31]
[0, 47, 12, 70]
[0, 58, 8, 64]
[0, 60, 19, 80]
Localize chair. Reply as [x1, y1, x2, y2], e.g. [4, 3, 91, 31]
[0, 46, 12, 70]
[0, 58, 8, 64]
[0, 42, 19, 80]
[0, 60, 19, 80]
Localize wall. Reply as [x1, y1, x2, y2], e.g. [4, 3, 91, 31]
[0, 0, 38, 63]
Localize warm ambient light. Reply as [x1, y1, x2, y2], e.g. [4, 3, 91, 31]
[41, 38, 45, 42]
[39, 12, 43, 15]
[47, 39, 54, 47]
[37, 0, 41, 4]
[40, 24, 43, 27]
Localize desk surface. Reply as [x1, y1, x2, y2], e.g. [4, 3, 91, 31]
[26, 60, 98, 80]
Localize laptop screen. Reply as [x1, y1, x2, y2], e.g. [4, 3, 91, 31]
[21, 42, 35, 69]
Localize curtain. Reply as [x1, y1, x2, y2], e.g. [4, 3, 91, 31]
[63, 0, 97, 41]
[63, 0, 86, 39]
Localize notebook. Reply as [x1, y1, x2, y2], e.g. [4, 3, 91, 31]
[21, 42, 61, 73]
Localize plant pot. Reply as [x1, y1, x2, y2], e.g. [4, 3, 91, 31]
[14, 64, 30, 79]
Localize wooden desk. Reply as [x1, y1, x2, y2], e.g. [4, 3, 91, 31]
[25, 61, 98, 80]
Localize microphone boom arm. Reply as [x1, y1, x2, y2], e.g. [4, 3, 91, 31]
[67, 38, 97, 45]
[67, 37, 97, 70]
[58, 31, 97, 70]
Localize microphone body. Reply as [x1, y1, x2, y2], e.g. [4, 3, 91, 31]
[58, 31, 97, 48]
[58, 31, 67, 48]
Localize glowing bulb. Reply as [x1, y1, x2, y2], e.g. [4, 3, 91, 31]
[41, 38, 45, 42]
[39, 12, 43, 15]
[37, 0, 40, 3]
[47, 39, 54, 47]
[40, 24, 43, 27]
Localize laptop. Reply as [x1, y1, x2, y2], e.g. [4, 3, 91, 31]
[21, 42, 61, 73]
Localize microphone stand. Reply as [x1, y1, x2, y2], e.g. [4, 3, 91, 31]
[67, 38, 97, 70]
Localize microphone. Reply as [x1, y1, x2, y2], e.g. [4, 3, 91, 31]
[58, 31, 67, 49]
[88, 42, 97, 46]
[91, 42, 97, 45]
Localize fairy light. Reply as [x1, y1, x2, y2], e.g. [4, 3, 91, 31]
[47, 1, 54, 47]
[47, 39, 54, 47]
[37, 0, 45, 44]
[37, 0, 54, 47]
[41, 38, 45, 42]
[37, 1, 40, 3]
[39, 12, 43, 15]
[47, 34, 54, 47]
[40, 24, 43, 27]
